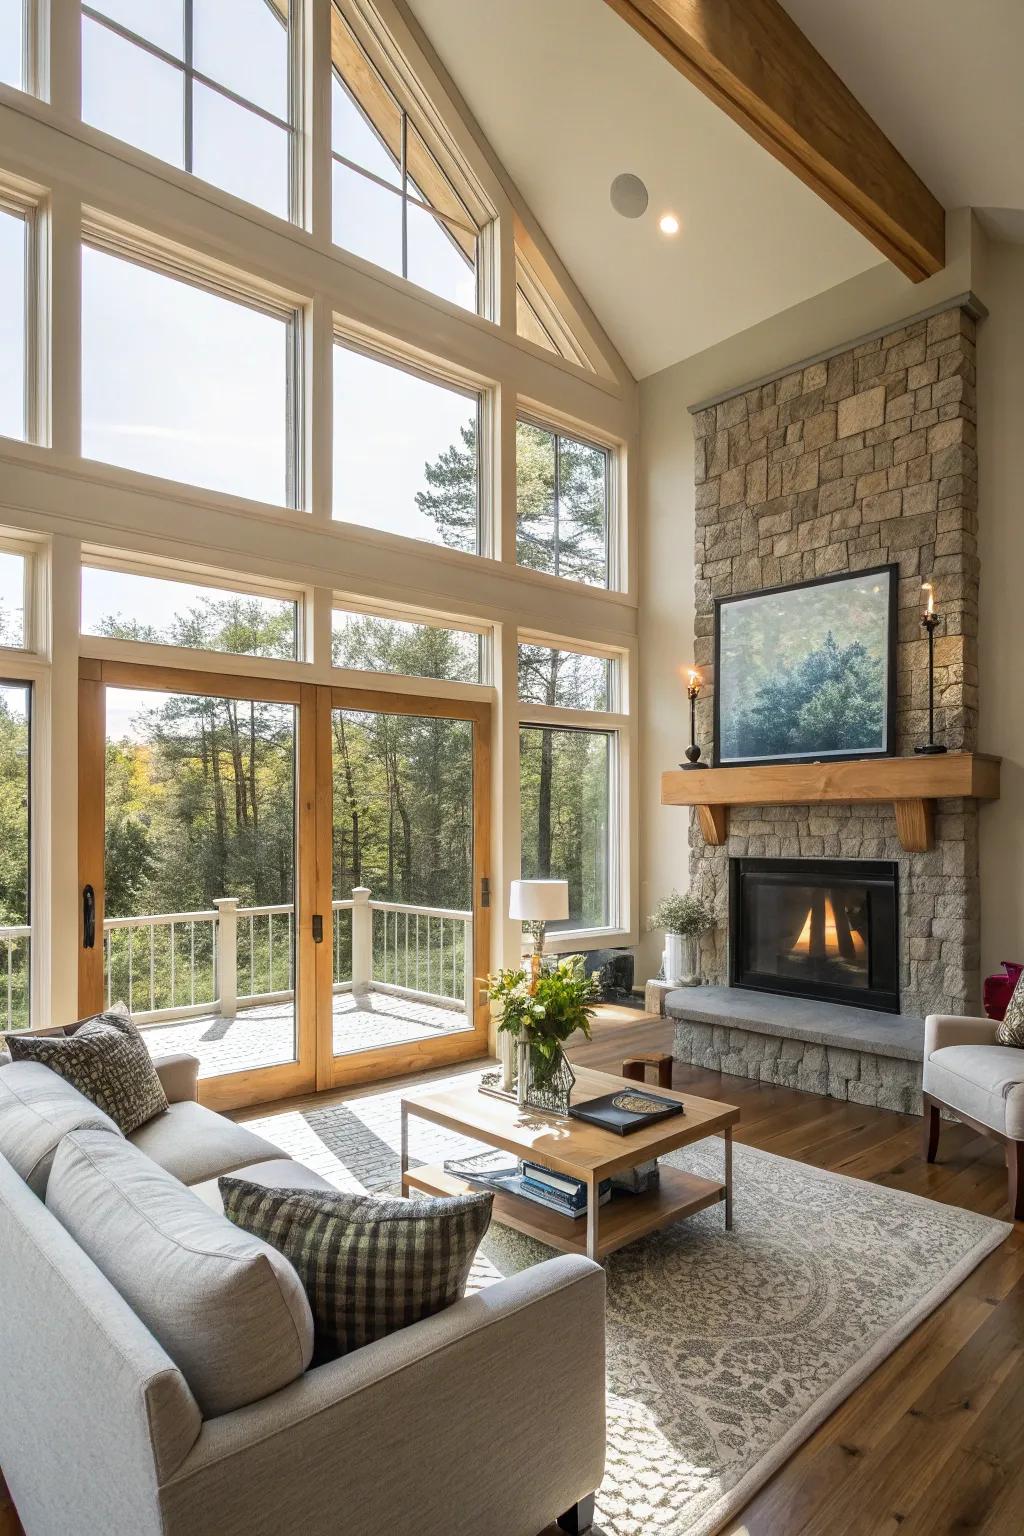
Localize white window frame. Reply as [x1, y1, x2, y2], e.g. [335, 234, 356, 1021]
[0, 184, 41, 448]
[516, 630, 632, 950]
[329, 0, 496, 319]
[332, 592, 492, 686]
[515, 410, 619, 592]
[332, 327, 493, 559]
[80, 219, 307, 510]
[78, 549, 312, 672]
[80, 0, 304, 225]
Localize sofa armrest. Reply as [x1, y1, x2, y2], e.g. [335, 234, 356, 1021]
[160, 1255, 606, 1536]
[153, 1053, 200, 1104]
[924, 1013, 999, 1058]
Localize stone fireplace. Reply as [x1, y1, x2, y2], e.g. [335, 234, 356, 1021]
[666, 300, 982, 1112]
[689, 300, 980, 1019]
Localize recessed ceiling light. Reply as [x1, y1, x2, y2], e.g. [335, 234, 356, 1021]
[659, 213, 680, 236]
[610, 173, 649, 219]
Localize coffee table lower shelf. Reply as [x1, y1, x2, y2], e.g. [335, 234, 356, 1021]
[403, 1163, 726, 1260]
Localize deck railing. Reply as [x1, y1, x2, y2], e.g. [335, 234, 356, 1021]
[0, 925, 31, 1033]
[104, 887, 471, 1023]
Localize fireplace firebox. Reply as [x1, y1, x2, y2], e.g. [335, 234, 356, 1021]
[729, 858, 900, 1014]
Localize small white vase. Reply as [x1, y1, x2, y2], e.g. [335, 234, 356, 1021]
[665, 933, 700, 987]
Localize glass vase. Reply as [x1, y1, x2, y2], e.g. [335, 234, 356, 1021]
[523, 1040, 576, 1116]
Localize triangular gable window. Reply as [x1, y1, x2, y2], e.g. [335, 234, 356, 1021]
[331, 0, 493, 315]
[515, 245, 593, 371]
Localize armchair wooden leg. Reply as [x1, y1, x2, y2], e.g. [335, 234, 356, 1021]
[557, 1493, 596, 1533]
[923, 1094, 941, 1163]
[1007, 1140, 1024, 1222]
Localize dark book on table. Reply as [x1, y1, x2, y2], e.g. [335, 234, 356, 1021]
[569, 1088, 684, 1136]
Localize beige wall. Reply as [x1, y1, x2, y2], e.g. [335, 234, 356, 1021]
[636, 209, 1006, 985]
[978, 239, 1024, 974]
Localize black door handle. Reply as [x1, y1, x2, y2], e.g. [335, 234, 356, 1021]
[83, 885, 96, 950]
[312, 914, 323, 944]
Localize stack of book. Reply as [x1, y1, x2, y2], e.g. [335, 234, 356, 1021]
[443, 1150, 611, 1218]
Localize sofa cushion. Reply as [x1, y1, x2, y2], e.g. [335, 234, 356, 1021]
[47, 1129, 314, 1418]
[5, 1004, 168, 1134]
[924, 1043, 1024, 1139]
[128, 1099, 284, 1186]
[191, 1157, 337, 1213]
[220, 1177, 493, 1359]
[0, 1061, 122, 1196]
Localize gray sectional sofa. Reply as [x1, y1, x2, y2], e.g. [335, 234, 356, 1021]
[0, 1041, 606, 1536]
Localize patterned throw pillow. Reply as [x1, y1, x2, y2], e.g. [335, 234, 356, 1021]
[5, 1003, 168, 1134]
[219, 1178, 493, 1359]
[996, 975, 1024, 1047]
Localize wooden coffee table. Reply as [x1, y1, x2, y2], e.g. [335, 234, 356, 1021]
[401, 1067, 739, 1261]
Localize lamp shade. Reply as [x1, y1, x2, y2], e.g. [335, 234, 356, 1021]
[509, 879, 569, 922]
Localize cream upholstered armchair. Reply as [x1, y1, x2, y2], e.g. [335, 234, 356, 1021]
[922, 1013, 1024, 1219]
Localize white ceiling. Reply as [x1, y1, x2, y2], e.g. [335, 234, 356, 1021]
[780, 0, 1024, 226]
[406, 0, 884, 380]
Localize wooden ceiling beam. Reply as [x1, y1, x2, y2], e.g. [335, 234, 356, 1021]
[603, 0, 945, 281]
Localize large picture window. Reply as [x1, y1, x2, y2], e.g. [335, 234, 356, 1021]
[518, 643, 613, 711]
[0, 207, 27, 443]
[519, 724, 612, 933]
[0, 681, 31, 1031]
[333, 342, 480, 551]
[0, 551, 28, 649]
[82, 566, 299, 660]
[333, 606, 484, 682]
[82, 245, 295, 505]
[331, 4, 481, 312]
[82, 1, 294, 221]
[516, 420, 610, 588]
[1, 1, 26, 91]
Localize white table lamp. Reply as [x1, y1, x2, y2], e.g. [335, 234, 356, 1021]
[509, 878, 569, 991]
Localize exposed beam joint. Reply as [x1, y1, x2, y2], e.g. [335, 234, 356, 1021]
[603, 0, 945, 282]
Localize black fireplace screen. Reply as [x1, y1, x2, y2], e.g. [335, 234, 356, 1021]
[730, 858, 899, 1013]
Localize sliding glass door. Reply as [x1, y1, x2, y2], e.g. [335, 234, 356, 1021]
[79, 662, 316, 1111]
[79, 666, 491, 1108]
[322, 687, 491, 1089]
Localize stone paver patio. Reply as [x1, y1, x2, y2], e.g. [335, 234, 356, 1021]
[141, 990, 472, 1080]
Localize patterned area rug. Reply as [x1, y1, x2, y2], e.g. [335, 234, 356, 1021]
[248, 1083, 1010, 1536]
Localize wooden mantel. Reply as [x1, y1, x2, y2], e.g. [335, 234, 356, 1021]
[661, 753, 1001, 854]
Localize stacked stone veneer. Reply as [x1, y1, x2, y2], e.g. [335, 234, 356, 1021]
[689, 303, 980, 1023]
[671, 1019, 924, 1114]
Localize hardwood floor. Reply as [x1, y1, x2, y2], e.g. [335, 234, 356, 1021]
[539, 1010, 1024, 1536]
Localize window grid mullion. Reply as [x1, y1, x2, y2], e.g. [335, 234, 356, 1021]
[552, 430, 561, 581]
[400, 111, 409, 280]
[183, 0, 195, 174]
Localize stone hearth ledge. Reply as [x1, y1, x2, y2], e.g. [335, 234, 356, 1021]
[667, 985, 925, 1113]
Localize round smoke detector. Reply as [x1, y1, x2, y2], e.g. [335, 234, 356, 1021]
[610, 173, 649, 219]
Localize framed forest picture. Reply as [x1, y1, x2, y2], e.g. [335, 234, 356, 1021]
[714, 564, 897, 768]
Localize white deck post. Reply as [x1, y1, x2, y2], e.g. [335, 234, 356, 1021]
[351, 887, 372, 1001]
[213, 898, 239, 1019]
[463, 918, 474, 1015]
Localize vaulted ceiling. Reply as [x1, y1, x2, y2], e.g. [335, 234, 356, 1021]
[405, 0, 883, 380]
[406, 0, 1024, 381]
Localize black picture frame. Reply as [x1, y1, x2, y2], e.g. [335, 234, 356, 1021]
[712, 563, 898, 769]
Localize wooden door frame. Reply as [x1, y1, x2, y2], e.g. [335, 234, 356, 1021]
[77, 659, 318, 1112]
[320, 684, 492, 1090]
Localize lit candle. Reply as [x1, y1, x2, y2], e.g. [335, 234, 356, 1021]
[921, 581, 935, 617]
[686, 667, 701, 699]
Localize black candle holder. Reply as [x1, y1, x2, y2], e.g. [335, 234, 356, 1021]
[915, 609, 947, 755]
[681, 676, 708, 769]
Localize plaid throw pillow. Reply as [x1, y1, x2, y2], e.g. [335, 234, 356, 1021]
[5, 1003, 168, 1135]
[997, 976, 1024, 1047]
[219, 1178, 493, 1358]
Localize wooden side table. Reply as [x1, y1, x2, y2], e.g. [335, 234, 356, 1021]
[622, 1052, 673, 1089]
